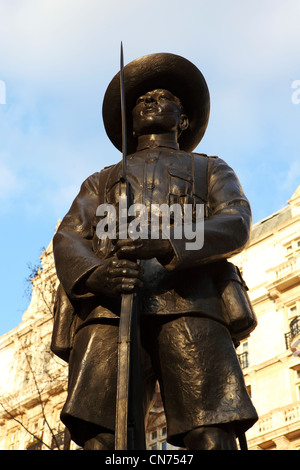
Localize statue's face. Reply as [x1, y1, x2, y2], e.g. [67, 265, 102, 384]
[132, 89, 187, 137]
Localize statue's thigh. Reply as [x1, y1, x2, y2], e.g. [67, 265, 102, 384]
[143, 315, 247, 446]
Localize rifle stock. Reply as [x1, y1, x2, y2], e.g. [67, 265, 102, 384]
[115, 292, 134, 450]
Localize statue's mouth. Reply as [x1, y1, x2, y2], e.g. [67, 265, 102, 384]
[141, 105, 161, 115]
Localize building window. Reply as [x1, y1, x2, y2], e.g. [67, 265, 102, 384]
[285, 304, 300, 349]
[290, 316, 300, 339]
[288, 304, 298, 319]
[285, 244, 293, 258]
[294, 367, 300, 400]
[284, 239, 300, 259]
[238, 341, 249, 369]
[285, 331, 291, 349]
[285, 316, 300, 350]
[147, 425, 172, 450]
[238, 351, 249, 369]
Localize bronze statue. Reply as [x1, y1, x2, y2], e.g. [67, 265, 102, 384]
[51, 52, 258, 450]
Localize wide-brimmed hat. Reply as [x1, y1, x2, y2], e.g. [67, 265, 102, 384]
[102, 53, 210, 154]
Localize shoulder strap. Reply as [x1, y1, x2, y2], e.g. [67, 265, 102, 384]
[192, 153, 209, 203]
[98, 164, 115, 204]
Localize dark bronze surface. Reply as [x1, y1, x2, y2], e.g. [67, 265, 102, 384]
[51, 52, 258, 450]
[102, 53, 210, 154]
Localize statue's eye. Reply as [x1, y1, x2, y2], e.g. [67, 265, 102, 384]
[136, 97, 145, 104]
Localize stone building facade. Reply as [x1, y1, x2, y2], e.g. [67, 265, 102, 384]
[1, 186, 300, 450]
[0, 243, 69, 450]
[233, 185, 300, 450]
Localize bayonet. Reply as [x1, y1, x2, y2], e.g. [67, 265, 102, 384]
[120, 41, 127, 181]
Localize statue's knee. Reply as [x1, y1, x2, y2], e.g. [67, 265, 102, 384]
[183, 424, 237, 450]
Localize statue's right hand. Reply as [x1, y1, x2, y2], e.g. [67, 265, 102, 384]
[85, 259, 144, 297]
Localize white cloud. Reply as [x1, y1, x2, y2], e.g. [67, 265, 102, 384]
[0, 0, 298, 84]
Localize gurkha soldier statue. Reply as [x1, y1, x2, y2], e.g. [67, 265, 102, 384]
[51, 51, 258, 450]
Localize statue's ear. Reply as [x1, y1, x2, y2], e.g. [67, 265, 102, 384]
[179, 113, 189, 132]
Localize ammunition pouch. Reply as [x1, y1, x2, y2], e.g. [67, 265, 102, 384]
[216, 261, 257, 344]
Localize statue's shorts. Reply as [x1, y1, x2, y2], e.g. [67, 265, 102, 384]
[61, 314, 258, 447]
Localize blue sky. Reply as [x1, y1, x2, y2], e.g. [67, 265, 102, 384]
[0, 0, 299, 335]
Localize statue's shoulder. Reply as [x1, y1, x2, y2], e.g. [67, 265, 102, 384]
[79, 166, 117, 194]
[103, 163, 116, 170]
[192, 152, 219, 160]
[98, 163, 119, 181]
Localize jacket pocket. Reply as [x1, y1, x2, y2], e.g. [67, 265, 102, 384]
[168, 166, 193, 197]
[168, 166, 193, 214]
[168, 166, 206, 222]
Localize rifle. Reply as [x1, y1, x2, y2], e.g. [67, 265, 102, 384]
[114, 43, 145, 450]
[238, 432, 248, 450]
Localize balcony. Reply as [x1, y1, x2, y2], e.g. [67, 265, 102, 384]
[266, 256, 300, 296]
[290, 316, 300, 357]
[246, 400, 300, 444]
[238, 351, 249, 369]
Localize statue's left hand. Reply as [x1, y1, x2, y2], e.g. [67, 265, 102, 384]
[112, 237, 173, 262]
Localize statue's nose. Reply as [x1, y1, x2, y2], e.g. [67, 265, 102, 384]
[145, 95, 156, 104]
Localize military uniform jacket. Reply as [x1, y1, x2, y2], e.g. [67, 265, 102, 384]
[52, 146, 252, 350]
